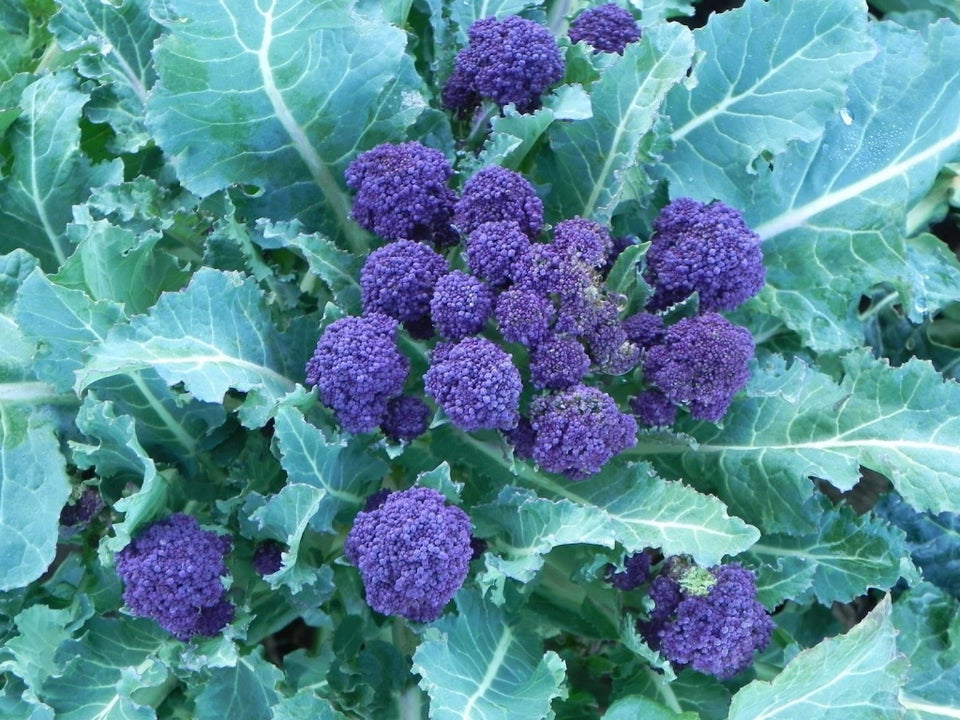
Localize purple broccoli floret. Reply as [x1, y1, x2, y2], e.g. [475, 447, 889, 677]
[305, 314, 409, 433]
[511, 244, 591, 301]
[552, 217, 612, 268]
[345, 141, 457, 243]
[344, 486, 473, 622]
[529, 335, 591, 390]
[114, 514, 234, 641]
[495, 288, 554, 347]
[454, 166, 544, 238]
[606, 552, 651, 590]
[645, 197, 765, 312]
[59, 488, 104, 527]
[424, 337, 522, 431]
[622, 311, 666, 349]
[442, 15, 564, 115]
[529, 384, 637, 478]
[630, 390, 678, 428]
[568, 4, 641, 55]
[430, 270, 494, 341]
[252, 540, 284, 576]
[577, 298, 639, 375]
[643, 313, 753, 422]
[360, 240, 448, 324]
[381, 395, 431, 442]
[642, 562, 774, 680]
[464, 220, 531, 287]
[505, 416, 536, 460]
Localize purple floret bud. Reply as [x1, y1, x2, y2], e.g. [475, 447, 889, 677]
[381, 396, 431, 442]
[345, 141, 457, 243]
[606, 552, 651, 590]
[495, 288, 554, 347]
[252, 540, 284, 576]
[645, 197, 765, 312]
[465, 221, 531, 287]
[642, 562, 774, 680]
[630, 390, 678, 428]
[425, 337, 522, 431]
[511, 244, 592, 302]
[505, 416, 536, 460]
[530, 335, 591, 390]
[430, 270, 494, 341]
[529, 385, 637, 478]
[364, 489, 393, 512]
[360, 240, 448, 324]
[442, 15, 564, 114]
[454, 166, 544, 238]
[114, 514, 233, 641]
[643, 313, 753, 422]
[579, 298, 640, 374]
[569, 4, 641, 54]
[552, 217, 612, 268]
[60, 488, 104, 527]
[344, 487, 473, 622]
[622, 311, 666, 349]
[305, 313, 409, 434]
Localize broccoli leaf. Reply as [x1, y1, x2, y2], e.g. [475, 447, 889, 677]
[537, 22, 695, 223]
[748, 20, 960, 352]
[728, 598, 905, 720]
[656, 0, 875, 207]
[412, 590, 566, 720]
[145, 0, 424, 251]
[0, 72, 123, 270]
[193, 650, 282, 720]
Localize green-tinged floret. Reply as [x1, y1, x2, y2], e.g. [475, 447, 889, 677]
[442, 15, 564, 115]
[529, 384, 637, 478]
[424, 337, 522, 431]
[454, 166, 544, 238]
[568, 3, 641, 55]
[344, 487, 473, 623]
[305, 314, 409, 433]
[430, 270, 494, 341]
[643, 313, 753, 422]
[360, 240, 448, 324]
[114, 514, 234, 641]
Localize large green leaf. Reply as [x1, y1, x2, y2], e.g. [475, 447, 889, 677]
[537, 22, 694, 223]
[656, 0, 875, 206]
[642, 352, 960, 534]
[748, 20, 960, 352]
[728, 598, 905, 720]
[146, 0, 424, 250]
[0, 72, 123, 270]
[412, 590, 566, 720]
[193, 650, 282, 720]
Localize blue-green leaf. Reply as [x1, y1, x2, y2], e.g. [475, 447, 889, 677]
[193, 650, 282, 720]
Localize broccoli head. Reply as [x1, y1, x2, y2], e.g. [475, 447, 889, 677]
[305, 313, 409, 433]
[645, 197, 765, 312]
[495, 287, 555, 347]
[442, 15, 564, 115]
[381, 395, 431, 442]
[643, 313, 753, 422]
[606, 551, 651, 590]
[114, 514, 234, 641]
[454, 165, 544, 238]
[568, 4, 641, 55]
[252, 540, 284, 577]
[344, 487, 473, 622]
[360, 240, 448, 324]
[529, 334, 591, 390]
[529, 384, 637, 478]
[464, 220, 531, 287]
[345, 141, 456, 243]
[424, 337, 522, 431]
[629, 389, 678, 428]
[552, 216, 613, 268]
[430, 270, 494, 341]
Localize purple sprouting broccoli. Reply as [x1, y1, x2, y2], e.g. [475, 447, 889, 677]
[345, 141, 457, 243]
[430, 270, 494, 341]
[511, 244, 592, 302]
[528, 384, 637, 478]
[252, 540, 284, 577]
[344, 486, 473, 622]
[643, 313, 753, 422]
[645, 197, 765, 312]
[529, 335, 591, 390]
[622, 311, 666, 350]
[381, 396, 431, 442]
[442, 15, 564, 115]
[464, 220, 531, 287]
[424, 337, 522, 431]
[360, 240, 448, 324]
[495, 287, 554, 347]
[305, 314, 409, 433]
[552, 217, 612, 268]
[577, 298, 640, 375]
[630, 390, 678, 428]
[454, 166, 544, 238]
[114, 514, 234, 641]
[505, 416, 536, 460]
[568, 4, 641, 55]
[60, 487, 104, 528]
[606, 552, 651, 590]
[641, 562, 774, 680]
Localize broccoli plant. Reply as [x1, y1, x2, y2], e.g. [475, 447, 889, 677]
[1, 0, 959, 718]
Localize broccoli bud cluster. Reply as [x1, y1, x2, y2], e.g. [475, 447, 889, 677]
[114, 514, 234, 641]
[568, 3, 642, 55]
